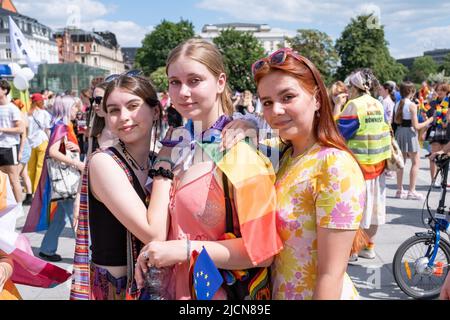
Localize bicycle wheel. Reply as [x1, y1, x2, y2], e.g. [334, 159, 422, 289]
[393, 234, 450, 299]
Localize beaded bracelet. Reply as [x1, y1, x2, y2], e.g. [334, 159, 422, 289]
[148, 167, 174, 180]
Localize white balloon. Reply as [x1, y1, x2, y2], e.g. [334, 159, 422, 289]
[13, 74, 29, 91]
[20, 67, 35, 81]
[8, 63, 21, 76]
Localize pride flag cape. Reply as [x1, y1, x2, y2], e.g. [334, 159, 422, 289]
[22, 122, 78, 233]
[198, 140, 283, 265]
[0, 173, 71, 288]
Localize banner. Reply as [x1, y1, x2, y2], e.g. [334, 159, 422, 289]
[8, 16, 39, 73]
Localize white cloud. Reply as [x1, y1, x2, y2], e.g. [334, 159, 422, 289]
[14, 0, 149, 47]
[196, 0, 346, 23]
[83, 20, 153, 47]
[15, 0, 113, 26]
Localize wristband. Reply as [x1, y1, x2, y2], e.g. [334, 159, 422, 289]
[186, 238, 191, 263]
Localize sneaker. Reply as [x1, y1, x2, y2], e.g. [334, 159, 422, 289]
[395, 190, 407, 199]
[358, 248, 376, 259]
[348, 253, 358, 263]
[39, 252, 62, 262]
[407, 190, 425, 200]
[433, 181, 441, 189]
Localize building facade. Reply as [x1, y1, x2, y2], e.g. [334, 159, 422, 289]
[199, 23, 291, 53]
[54, 28, 125, 75]
[397, 48, 450, 69]
[0, 3, 58, 66]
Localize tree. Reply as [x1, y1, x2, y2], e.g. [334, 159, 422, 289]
[439, 53, 450, 76]
[213, 29, 265, 92]
[335, 14, 407, 84]
[150, 67, 168, 92]
[408, 56, 438, 83]
[135, 19, 195, 75]
[287, 29, 338, 85]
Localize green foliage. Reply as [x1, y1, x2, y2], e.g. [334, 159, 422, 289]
[213, 29, 265, 92]
[150, 67, 168, 92]
[335, 14, 407, 84]
[135, 19, 195, 75]
[287, 29, 339, 85]
[408, 56, 438, 83]
[439, 53, 450, 76]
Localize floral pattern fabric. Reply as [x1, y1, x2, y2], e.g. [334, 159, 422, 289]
[272, 144, 365, 300]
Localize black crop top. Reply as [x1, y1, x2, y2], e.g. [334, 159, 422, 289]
[89, 147, 147, 266]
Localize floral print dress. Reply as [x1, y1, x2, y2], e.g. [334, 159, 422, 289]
[271, 144, 365, 300]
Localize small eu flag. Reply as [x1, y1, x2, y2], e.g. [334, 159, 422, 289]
[193, 247, 223, 300]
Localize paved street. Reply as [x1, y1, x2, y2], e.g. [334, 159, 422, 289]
[14, 148, 448, 300]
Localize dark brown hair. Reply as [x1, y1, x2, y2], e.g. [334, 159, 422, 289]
[102, 75, 161, 141]
[394, 82, 416, 125]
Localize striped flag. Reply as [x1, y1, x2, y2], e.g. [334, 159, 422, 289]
[0, 172, 71, 289]
[198, 140, 283, 265]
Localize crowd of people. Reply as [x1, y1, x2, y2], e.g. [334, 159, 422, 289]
[0, 38, 449, 300]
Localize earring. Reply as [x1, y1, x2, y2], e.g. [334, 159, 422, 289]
[315, 110, 320, 118]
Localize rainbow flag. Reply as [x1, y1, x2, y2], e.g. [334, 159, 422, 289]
[0, 173, 71, 289]
[22, 122, 77, 233]
[199, 140, 283, 265]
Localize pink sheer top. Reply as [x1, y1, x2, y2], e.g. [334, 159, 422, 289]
[167, 164, 239, 300]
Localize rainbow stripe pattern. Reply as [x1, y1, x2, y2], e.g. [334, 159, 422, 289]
[199, 140, 283, 265]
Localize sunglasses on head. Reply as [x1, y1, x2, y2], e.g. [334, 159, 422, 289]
[104, 69, 143, 83]
[89, 96, 103, 106]
[251, 48, 323, 90]
[252, 48, 306, 77]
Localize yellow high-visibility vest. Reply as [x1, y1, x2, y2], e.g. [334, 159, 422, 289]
[345, 94, 391, 165]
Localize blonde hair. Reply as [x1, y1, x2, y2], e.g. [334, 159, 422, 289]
[166, 38, 234, 116]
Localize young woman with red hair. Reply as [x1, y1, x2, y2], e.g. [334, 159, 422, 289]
[223, 48, 366, 299]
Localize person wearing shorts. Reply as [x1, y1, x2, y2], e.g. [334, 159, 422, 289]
[0, 80, 23, 203]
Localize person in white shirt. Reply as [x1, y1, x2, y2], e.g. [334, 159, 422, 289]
[0, 80, 24, 203]
[27, 93, 52, 194]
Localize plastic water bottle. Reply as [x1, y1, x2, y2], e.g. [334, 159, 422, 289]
[140, 267, 171, 300]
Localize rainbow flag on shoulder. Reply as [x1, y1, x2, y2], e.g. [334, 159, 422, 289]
[198, 140, 282, 265]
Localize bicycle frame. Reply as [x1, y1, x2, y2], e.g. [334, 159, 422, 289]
[427, 157, 450, 268]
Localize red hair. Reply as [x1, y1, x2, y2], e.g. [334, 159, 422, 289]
[254, 54, 354, 158]
[254, 55, 369, 254]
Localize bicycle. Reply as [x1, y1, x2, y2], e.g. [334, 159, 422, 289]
[392, 153, 450, 299]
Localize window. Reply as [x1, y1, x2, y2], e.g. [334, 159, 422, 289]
[81, 57, 86, 63]
[94, 57, 98, 66]
[6, 36, 9, 43]
[80, 45, 85, 53]
[6, 48, 11, 59]
[92, 44, 97, 52]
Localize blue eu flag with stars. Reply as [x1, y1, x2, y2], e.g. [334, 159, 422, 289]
[193, 247, 223, 300]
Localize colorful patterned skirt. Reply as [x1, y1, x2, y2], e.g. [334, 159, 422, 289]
[89, 264, 127, 300]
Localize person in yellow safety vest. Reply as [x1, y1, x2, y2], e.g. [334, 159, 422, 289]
[337, 68, 391, 262]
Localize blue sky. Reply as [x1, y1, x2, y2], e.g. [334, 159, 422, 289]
[13, 0, 450, 59]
